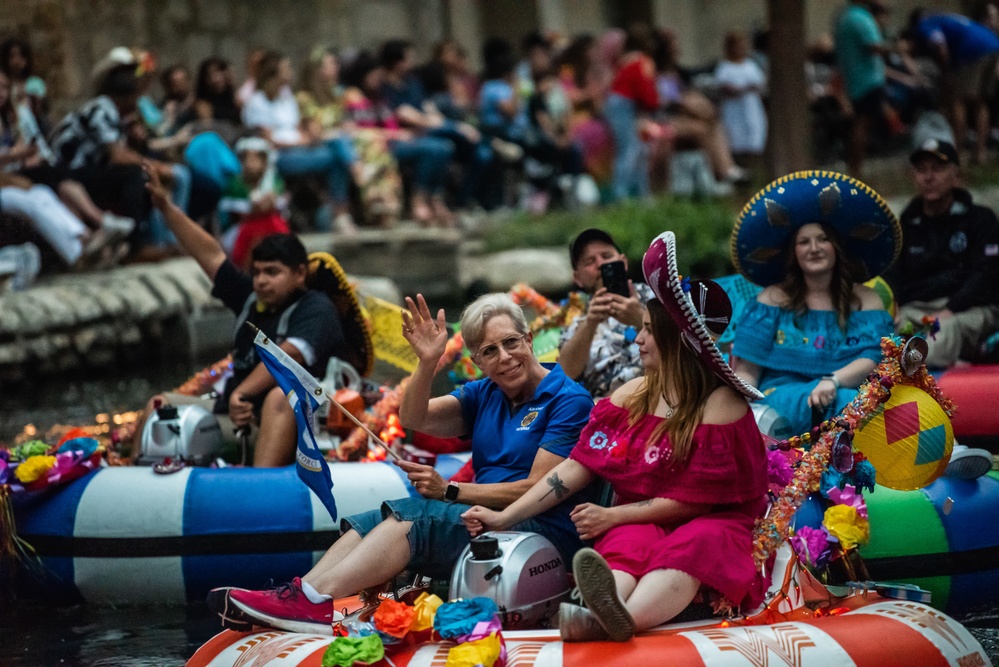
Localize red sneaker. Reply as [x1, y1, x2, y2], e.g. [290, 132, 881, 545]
[228, 578, 339, 635]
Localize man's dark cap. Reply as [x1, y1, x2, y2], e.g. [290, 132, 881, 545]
[570, 228, 620, 268]
[910, 138, 960, 167]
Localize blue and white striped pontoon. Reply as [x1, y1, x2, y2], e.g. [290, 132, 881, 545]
[13, 454, 468, 604]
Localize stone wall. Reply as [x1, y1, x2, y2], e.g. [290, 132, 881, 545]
[1, 0, 447, 113]
[0, 239, 405, 383]
[0, 224, 577, 382]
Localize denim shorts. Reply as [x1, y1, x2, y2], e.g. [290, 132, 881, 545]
[341, 496, 581, 580]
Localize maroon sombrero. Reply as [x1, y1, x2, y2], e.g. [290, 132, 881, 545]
[643, 231, 763, 400]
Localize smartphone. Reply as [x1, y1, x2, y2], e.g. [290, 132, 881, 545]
[599, 260, 630, 297]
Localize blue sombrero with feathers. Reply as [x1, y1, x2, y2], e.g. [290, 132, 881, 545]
[731, 170, 901, 287]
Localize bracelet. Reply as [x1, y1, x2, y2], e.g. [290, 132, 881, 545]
[822, 374, 841, 390]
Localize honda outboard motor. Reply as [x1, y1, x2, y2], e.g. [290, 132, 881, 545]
[138, 403, 223, 466]
[450, 532, 571, 630]
[751, 402, 794, 441]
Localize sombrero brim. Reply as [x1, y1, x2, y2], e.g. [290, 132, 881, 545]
[643, 232, 763, 401]
[308, 252, 374, 377]
[731, 170, 901, 286]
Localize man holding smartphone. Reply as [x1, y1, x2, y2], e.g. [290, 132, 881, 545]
[558, 228, 653, 397]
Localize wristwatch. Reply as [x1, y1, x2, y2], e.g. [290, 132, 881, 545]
[822, 374, 841, 389]
[444, 482, 460, 503]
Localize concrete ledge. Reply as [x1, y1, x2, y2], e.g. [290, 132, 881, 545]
[0, 256, 402, 382]
[459, 247, 573, 295]
[320, 228, 465, 301]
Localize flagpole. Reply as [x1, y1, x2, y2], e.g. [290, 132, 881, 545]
[246, 322, 402, 461]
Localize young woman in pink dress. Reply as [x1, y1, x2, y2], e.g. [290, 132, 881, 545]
[463, 231, 768, 642]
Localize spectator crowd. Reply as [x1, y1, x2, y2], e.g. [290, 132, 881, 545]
[3, 3, 999, 284]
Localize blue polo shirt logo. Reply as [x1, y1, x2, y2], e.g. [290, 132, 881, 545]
[517, 409, 541, 431]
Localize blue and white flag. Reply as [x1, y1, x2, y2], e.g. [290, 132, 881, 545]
[252, 329, 337, 521]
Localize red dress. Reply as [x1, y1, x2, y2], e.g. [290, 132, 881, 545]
[569, 399, 768, 610]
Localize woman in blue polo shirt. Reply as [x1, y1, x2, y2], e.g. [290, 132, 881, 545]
[220, 292, 594, 635]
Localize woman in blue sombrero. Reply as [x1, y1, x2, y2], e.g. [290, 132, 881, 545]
[730, 171, 901, 436]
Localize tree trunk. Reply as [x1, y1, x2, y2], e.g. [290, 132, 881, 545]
[767, 0, 811, 177]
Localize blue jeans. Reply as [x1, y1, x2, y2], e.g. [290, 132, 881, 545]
[276, 138, 354, 204]
[429, 121, 492, 206]
[389, 136, 453, 195]
[343, 496, 581, 580]
[146, 163, 191, 247]
[605, 92, 650, 201]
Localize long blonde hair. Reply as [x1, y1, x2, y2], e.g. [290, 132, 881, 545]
[624, 299, 720, 464]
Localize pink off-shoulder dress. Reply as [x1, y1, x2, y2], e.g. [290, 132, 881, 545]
[569, 398, 769, 610]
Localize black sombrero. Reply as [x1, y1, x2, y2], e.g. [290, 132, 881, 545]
[308, 252, 374, 377]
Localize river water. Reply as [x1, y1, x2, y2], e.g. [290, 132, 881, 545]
[2, 362, 998, 665]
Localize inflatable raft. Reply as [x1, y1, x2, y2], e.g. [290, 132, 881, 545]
[938, 365, 999, 448]
[13, 455, 467, 604]
[14, 460, 999, 614]
[186, 598, 992, 667]
[184, 536, 994, 666]
[862, 470, 999, 614]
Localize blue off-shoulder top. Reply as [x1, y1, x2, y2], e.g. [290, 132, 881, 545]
[731, 301, 892, 377]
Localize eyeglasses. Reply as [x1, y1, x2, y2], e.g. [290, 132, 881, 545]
[474, 334, 528, 363]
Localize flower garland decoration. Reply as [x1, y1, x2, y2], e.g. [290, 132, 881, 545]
[510, 284, 587, 334]
[174, 355, 234, 396]
[336, 377, 409, 462]
[509, 284, 561, 321]
[752, 335, 952, 568]
[322, 591, 508, 666]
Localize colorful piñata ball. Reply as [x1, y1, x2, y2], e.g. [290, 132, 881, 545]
[853, 384, 953, 490]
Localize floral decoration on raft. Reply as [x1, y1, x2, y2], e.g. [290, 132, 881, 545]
[322, 593, 506, 667]
[752, 334, 954, 569]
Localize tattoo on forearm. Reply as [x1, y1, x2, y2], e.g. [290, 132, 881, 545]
[632, 499, 653, 507]
[541, 472, 569, 501]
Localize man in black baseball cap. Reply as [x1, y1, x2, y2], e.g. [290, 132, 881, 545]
[887, 137, 998, 478]
[886, 138, 999, 369]
[559, 228, 653, 397]
[908, 137, 960, 167]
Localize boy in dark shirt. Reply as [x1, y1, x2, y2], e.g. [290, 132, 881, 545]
[140, 163, 345, 467]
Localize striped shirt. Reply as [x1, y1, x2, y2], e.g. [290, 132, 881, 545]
[49, 96, 123, 170]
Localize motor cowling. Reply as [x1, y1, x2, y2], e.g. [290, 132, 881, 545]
[751, 402, 794, 441]
[450, 532, 571, 630]
[138, 403, 223, 466]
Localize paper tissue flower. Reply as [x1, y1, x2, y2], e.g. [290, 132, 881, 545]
[434, 598, 500, 639]
[826, 484, 868, 518]
[790, 525, 833, 568]
[321, 634, 384, 667]
[410, 592, 444, 632]
[14, 455, 56, 483]
[445, 633, 503, 667]
[372, 599, 415, 638]
[823, 504, 870, 550]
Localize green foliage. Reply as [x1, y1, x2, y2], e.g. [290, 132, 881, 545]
[482, 196, 741, 278]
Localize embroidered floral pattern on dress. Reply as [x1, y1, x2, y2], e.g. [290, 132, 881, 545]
[644, 443, 672, 465]
[589, 431, 610, 450]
